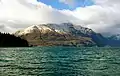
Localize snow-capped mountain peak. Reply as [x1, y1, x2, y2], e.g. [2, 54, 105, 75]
[108, 34, 120, 40]
[23, 25, 39, 34]
[15, 23, 95, 36]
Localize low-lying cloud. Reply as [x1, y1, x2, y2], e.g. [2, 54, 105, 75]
[0, 0, 78, 33]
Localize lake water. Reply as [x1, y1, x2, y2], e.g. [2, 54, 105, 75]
[0, 47, 120, 76]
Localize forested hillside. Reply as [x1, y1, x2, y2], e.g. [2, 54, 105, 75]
[0, 32, 29, 47]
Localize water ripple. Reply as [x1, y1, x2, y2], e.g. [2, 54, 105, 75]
[0, 47, 120, 76]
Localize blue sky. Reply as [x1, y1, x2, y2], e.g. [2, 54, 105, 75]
[37, 0, 94, 10]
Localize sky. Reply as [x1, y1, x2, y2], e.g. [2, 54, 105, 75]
[0, 0, 120, 35]
[38, 0, 94, 10]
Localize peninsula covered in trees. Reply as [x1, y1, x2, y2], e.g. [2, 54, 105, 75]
[0, 32, 29, 47]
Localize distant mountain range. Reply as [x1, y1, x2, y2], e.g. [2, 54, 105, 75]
[108, 34, 120, 40]
[14, 23, 120, 47]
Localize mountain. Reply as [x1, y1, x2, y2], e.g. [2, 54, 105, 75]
[108, 34, 120, 40]
[105, 34, 120, 47]
[14, 23, 106, 47]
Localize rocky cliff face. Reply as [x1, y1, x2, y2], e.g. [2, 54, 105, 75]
[14, 23, 106, 47]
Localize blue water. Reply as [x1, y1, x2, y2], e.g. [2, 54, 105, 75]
[0, 47, 120, 76]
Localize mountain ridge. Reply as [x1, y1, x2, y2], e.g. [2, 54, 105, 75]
[14, 23, 107, 47]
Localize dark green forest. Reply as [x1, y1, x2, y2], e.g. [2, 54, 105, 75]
[0, 32, 29, 47]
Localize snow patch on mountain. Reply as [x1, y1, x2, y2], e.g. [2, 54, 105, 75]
[108, 34, 120, 40]
[15, 23, 94, 36]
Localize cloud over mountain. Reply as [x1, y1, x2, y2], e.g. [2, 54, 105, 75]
[0, 0, 78, 33]
[0, 0, 120, 35]
[62, 0, 120, 34]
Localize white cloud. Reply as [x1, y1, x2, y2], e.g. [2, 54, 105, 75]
[0, 0, 73, 23]
[0, 0, 78, 33]
[66, 0, 120, 34]
[0, 0, 120, 35]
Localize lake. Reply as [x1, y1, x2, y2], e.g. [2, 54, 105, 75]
[0, 47, 120, 76]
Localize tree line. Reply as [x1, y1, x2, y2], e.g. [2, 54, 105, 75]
[0, 32, 29, 47]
